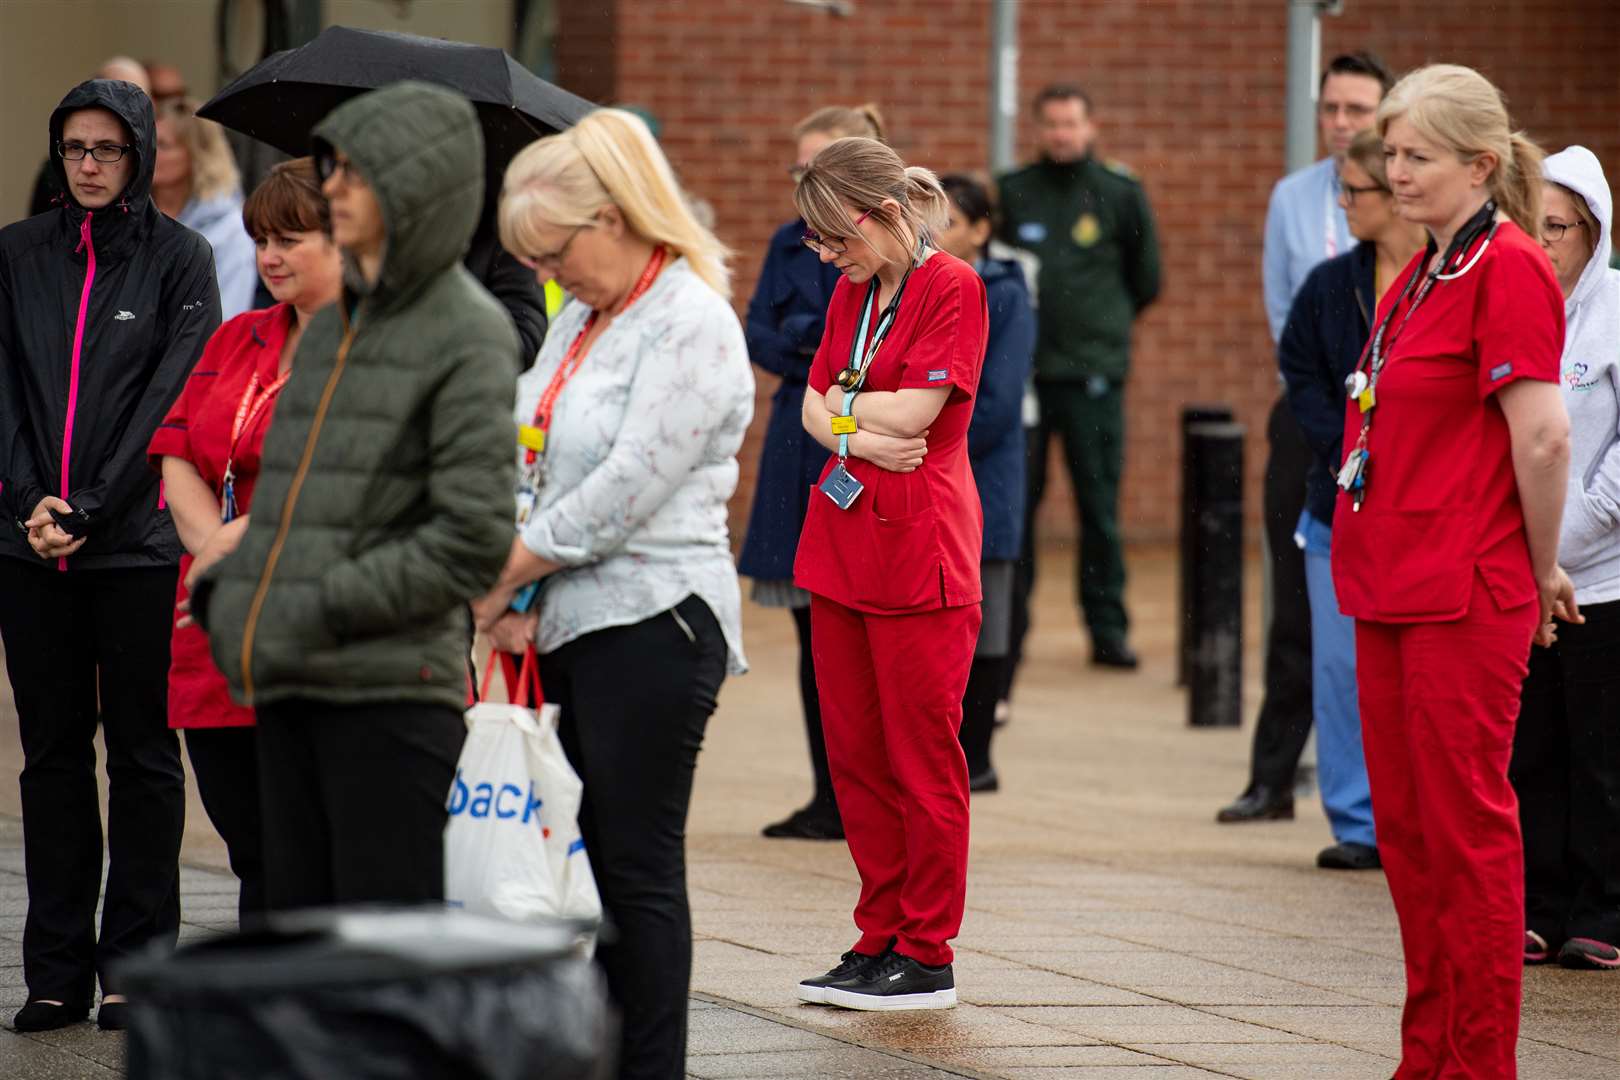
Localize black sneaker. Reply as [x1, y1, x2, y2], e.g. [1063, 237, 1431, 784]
[798, 947, 888, 1004]
[822, 950, 956, 1011]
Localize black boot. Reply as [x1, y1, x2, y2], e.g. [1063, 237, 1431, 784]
[1215, 783, 1295, 823]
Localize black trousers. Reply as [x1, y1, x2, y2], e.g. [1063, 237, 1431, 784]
[1247, 398, 1314, 791]
[1005, 425, 1044, 702]
[0, 559, 184, 1003]
[1023, 380, 1130, 645]
[183, 727, 265, 924]
[789, 605, 837, 813]
[1511, 598, 1620, 945]
[539, 595, 727, 1080]
[254, 698, 465, 911]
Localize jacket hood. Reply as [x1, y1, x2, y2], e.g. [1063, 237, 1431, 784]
[1543, 146, 1615, 312]
[49, 79, 156, 214]
[312, 81, 484, 300]
[979, 254, 1027, 288]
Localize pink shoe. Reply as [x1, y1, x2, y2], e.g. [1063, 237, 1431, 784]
[1558, 937, 1620, 970]
[1524, 930, 1553, 965]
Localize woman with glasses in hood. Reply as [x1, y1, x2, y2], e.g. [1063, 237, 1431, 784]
[1513, 145, 1620, 972]
[0, 78, 221, 1033]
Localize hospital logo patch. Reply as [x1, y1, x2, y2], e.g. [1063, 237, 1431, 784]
[927, 369, 949, 382]
[1489, 362, 1514, 382]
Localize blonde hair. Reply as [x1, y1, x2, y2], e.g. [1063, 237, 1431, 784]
[163, 99, 241, 202]
[793, 103, 886, 143]
[1376, 64, 1545, 239]
[499, 108, 731, 298]
[793, 137, 950, 264]
[1345, 129, 1391, 191]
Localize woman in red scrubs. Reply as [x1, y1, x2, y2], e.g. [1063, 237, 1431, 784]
[148, 159, 342, 922]
[789, 136, 988, 1011]
[1331, 65, 1578, 1078]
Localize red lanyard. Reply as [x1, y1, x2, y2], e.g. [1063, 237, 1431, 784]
[525, 246, 667, 466]
[223, 369, 291, 483]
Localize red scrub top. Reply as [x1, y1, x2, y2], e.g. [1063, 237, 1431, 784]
[147, 305, 295, 728]
[794, 252, 990, 614]
[1332, 222, 1564, 623]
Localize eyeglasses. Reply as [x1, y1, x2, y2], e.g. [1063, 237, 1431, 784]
[519, 224, 589, 273]
[802, 208, 874, 255]
[1339, 182, 1388, 207]
[58, 141, 133, 163]
[1542, 219, 1588, 243]
[315, 150, 362, 187]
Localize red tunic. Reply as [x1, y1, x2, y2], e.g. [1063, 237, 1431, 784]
[1331, 222, 1565, 623]
[794, 252, 990, 613]
[147, 305, 294, 728]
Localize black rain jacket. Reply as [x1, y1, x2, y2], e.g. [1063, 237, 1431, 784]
[0, 79, 221, 569]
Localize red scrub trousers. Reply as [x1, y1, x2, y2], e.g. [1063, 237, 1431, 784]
[811, 596, 980, 966]
[1356, 575, 1536, 1080]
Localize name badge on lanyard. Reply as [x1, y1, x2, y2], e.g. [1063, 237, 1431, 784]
[220, 369, 291, 523]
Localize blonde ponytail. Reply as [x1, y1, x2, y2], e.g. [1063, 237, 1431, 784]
[902, 166, 951, 237]
[1494, 132, 1545, 240]
[500, 108, 732, 298]
[793, 102, 886, 144]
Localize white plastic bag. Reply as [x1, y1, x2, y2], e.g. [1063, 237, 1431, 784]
[445, 648, 601, 939]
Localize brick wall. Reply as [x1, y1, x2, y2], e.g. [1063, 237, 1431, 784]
[559, 0, 1620, 542]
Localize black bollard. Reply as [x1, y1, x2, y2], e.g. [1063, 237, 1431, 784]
[1186, 420, 1244, 728]
[1178, 404, 1235, 687]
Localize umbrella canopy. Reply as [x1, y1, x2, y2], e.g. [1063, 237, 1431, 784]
[198, 25, 594, 190]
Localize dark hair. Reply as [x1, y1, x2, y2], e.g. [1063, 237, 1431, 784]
[1034, 83, 1093, 116]
[939, 173, 993, 258]
[1321, 51, 1393, 95]
[241, 157, 329, 240]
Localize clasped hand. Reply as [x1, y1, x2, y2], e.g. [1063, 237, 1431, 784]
[823, 387, 928, 474]
[25, 497, 85, 560]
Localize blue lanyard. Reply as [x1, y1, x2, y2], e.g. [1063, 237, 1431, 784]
[837, 270, 911, 459]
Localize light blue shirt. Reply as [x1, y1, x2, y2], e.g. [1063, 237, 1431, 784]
[179, 192, 259, 321]
[1262, 156, 1352, 343]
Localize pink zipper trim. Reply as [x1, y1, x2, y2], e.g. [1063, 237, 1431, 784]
[60, 212, 95, 571]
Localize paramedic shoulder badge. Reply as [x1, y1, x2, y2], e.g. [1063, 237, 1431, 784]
[1072, 212, 1100, 248]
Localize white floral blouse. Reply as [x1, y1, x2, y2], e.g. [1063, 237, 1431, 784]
[515, 256, 753, 674]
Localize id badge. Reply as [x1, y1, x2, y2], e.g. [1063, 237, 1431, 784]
[819, 462, 865, 510]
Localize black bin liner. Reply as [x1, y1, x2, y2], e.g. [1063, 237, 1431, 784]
[117, 908, 612, 1080]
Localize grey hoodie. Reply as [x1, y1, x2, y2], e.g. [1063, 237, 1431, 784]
[1544, 146, 1620, 604]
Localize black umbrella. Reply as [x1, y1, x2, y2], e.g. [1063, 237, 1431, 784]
[197, 25, 594, 189]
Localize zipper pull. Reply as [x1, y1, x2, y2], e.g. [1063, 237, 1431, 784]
[75, 211, 92, 255]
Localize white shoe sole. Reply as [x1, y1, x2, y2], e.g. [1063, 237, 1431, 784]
[822, 986, 957, 1011]
[797, 983, 829, 1005]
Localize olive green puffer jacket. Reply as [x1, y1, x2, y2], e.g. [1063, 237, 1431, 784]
[199, 81, 518, 711]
